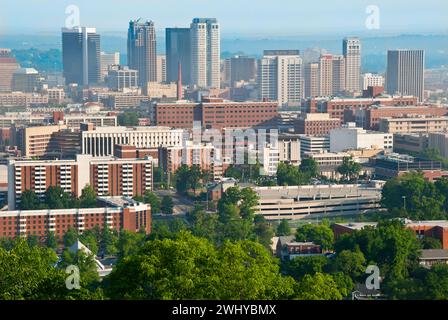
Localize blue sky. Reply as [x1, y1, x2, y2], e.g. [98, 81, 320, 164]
[0, 0, 447, 37]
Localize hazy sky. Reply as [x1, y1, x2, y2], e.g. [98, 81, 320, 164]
[0, 0, 447, 37]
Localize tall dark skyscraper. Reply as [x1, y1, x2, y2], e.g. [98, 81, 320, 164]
[127, 20, 157, 87]
[62, 27, 101, 86]
[229, 55, 256, 86]
[386, 49, 425, 102]
[166, 28, 191, 85]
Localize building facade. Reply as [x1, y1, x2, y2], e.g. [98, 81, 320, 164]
[62, 27, 101, 86]
[190, 18, 220, 88]
[127, 20, 157, 86]
[259, 50, 303, 106]
[343, 37, 361, 94]
[0, 197, 151, 239]
[386, 49, 425, 102]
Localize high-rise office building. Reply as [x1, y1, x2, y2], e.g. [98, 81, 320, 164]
[156, 55, 167, 83]
[107, 65, 139, 91]
[166, 28, 191, 85]
[259, 50, 303, 106]
[318, 54, 345, 97]
[361, 73, 384, 90]
[62, 27, 101, 86]
[12, 68, 40, 92]
[100, 52, 120, 81]
[127, 20, 157, 87]
[0, 49, 20, 92]
[229, 55, 257, 86]
[386, 49, 425, 102]
[343, 37, 361, 94]
[304, 63, 319, 98]
[190, 18, 220, 88]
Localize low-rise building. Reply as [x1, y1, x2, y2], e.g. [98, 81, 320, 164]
[393, 133, 429, 153]
[429, 132, 448, 158]
[298, 135, 330, 156]
[295, 113, 341, 135]
[372, 153, 447, 181]
[330, 122, 393, 152]
[0, 196, 151, 239]
[379, 115, 448, 134]
[251, 182, 384, 220]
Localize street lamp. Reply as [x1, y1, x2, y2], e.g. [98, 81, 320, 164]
[402, 196, 406, 211]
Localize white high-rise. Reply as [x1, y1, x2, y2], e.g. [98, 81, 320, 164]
[386, 49, 425, 102]
[259, 50, 303, 106]
[343, 37, 361, 94]
[361, 73, 385, 90]
[190, 18, 220, 88]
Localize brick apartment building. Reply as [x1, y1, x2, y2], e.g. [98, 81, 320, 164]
[355, 105, 448, 130]
[295, 113, 341, 135]
[8, 148, 154, 210]
[0, 197, 151, 239]
[159, 141, 224, 181]
[305, 96, 418, 122]
[153, 98, 278, 129]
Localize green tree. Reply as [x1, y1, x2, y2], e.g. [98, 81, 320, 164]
[63, 227, 78, 247]
[294, 273, 342, 300]
[45, 231, 58, 249]
[106, 232, 295, 299]
[0, 240, 100, 299]
[277, 162, 310, 186]
[79, 185, 97, 208]
[253, 215, 275, 249]
[283, 255, 329, 280]
[295, 223, 334, 250]
[299, 158, 319, 178]
[175, 165, 190, 194]
[420, 237, 442, 249]
[330, 249, 366, 280]
[161, 195, 174, 215]
[381, 172, 446, 219]
[143, 191, 161, 213]
[117, 230, 146, 259]
[276, 219, 292, 236]
[118, 111, 139, 126]
[19, 189, 42, 210]
[337, 157, 362, 181]
[44, 186, 72, 209]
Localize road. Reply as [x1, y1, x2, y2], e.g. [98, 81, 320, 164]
[154, 189, 195, 216]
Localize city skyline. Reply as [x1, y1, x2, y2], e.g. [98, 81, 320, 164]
[0, 0, 447, 36]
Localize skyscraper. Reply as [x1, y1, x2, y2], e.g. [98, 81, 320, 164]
[100, 52, 120, 81]
[318, 54, 345, 97]
[156, 55, 167, 83]
[386, 49, 425, 102]
[62, 27, 101, 86]
[166, 28, 191, 85]
[229, 56, 257, 86]
[259, 50, 303, 106]
[127, 20, 157, 87]
[190, 18, 220, 88]
[343, 37, 361, 94]
[0, 49, 19, 92]
[304, 63, 319, 98]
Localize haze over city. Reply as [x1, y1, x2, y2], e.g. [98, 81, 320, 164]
[0, 0, 447, 36]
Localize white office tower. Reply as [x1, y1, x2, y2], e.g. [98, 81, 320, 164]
[190, 18, 220, 88]
[259, 50, 303, 106]
[386, 49, 425, 102]
[100, 52, 120, 81]
[362, 73, 385, 90]
[343, 37, 361, 94]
